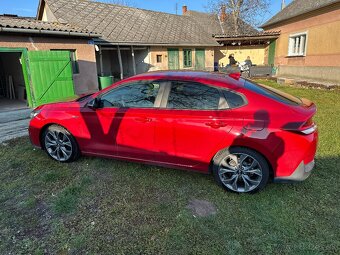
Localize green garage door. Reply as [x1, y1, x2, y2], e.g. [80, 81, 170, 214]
[195, 49, 205, 70]
[27, 51, 74, 107]
[168, 48, 179, 70]
[268, 40, 276, 66]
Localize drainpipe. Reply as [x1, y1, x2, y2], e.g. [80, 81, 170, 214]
[131, 45, 137, 75]
[117, 45, 124, 80]
[99, 45, 104, 76]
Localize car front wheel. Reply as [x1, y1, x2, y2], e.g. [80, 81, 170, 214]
[213, 147, 269, 194]
[43, 125, 80, 162]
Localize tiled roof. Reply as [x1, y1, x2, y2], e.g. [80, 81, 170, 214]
[43, 0, 219, 46]
[213, 31, 280, 39]
[0, 15, 98, 36]
[262, 0, 340, 28]
[184, 10, 258, 37]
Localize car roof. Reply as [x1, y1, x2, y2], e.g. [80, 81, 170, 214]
[123, 70, 244, 90]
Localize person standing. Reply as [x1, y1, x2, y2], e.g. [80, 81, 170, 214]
[228, 54, 237, 66]
[245, 56, 253, 67]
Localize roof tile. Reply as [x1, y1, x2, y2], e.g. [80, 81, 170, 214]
[262, 0, 340, 28]
[0, 15, 96, 36]
[45, 0, 219, 45]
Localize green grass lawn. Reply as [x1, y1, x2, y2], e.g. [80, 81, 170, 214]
[0, 81, 339, 254]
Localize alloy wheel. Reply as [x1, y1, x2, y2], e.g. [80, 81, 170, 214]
[45, 130, 73, 162]
[218, 153, 263, 193]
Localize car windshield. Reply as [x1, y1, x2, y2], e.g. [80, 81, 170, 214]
[244, 80, 303, 106]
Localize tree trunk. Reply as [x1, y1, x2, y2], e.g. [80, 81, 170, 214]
[232, 11, 239, 34]
[230, 0, 243, 34]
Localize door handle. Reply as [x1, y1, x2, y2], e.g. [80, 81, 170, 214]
[135, 117, 152, 123]
[205, 121, 227, 129]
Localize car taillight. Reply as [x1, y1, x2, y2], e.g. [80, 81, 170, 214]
[300, 118, 317, 135]
[303, 118, 313, 127]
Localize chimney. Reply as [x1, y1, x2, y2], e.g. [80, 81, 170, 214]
[182, 5, 188, 15]
[220, 4, 226, 22]
[281, 0, 286, 10]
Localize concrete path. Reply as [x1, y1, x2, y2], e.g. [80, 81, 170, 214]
[0, 108, 31, 143]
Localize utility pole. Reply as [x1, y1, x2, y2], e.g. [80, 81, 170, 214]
[175, 2, 178, 14]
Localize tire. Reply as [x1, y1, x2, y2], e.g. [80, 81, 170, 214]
[212, 147, 269, 194]
[42, 125, 80, 163]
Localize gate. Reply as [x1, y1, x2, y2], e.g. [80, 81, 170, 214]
[26, 51, 75, 107]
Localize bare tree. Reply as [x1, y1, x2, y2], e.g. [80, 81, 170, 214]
[92, 0, 135, 7]
[207, 0, 270, 33]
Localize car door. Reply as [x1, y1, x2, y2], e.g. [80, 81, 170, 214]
[80, 81, 164, 159]
[79, 102, 121, 155]
[153, 81, 235, 168]
[101, 80, 166, 161]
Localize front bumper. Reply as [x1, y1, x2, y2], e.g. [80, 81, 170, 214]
[28, 118, 43, 148]
[274, 160, 315, 183]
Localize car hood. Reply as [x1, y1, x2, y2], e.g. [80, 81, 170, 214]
[37, 93, 95, 109]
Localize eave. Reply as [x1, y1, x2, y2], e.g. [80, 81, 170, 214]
[213, 32, 280, 46]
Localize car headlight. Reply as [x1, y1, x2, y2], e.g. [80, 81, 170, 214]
[30, 109, 41, 119]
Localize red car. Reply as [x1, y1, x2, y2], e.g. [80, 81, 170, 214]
[29, 71, 318, 193]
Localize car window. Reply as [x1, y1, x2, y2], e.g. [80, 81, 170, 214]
[167, 81, 221, 110]
[223, 90, 246, 108]
[101, 82, 160, 108]
[244, 80, 302, 106]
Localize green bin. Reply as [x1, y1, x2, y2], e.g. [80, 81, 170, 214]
[98, 76, 114, 90]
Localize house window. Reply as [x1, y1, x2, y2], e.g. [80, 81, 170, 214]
[183, 49, 192, 67]
[288, 33, 307, 56]
[51, 49, 79, 74]
[156, 55, 162, 63]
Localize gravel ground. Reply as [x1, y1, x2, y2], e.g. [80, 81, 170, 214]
[0, 108, 31, 143]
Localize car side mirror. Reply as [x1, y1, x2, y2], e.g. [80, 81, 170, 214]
[87, 98, 101, 109]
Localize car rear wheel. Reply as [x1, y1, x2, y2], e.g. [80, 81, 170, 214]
[43, 125, 80, 162]
[213, 147, 269, 194]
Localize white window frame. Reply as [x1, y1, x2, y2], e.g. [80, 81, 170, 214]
[288, 32, 308, 57]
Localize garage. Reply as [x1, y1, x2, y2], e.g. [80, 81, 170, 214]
[0, 15, 100, 110]
[0, 50, 28, 111]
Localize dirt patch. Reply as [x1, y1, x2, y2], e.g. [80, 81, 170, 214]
[186, 199, 217, 217]
[14, 199, 52, 241]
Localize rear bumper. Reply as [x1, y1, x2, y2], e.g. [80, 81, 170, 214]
[274, 160, 315, 183]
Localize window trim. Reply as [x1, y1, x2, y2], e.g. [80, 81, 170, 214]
[183, 49, 192, 67]
[98, 80, 167, 109]
[287, 31, 308, 57]
[222, 89, 248, 109]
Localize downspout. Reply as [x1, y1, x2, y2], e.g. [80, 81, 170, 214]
[99, 45, 104, 76]
[131, 45, 137, 75]
[117, 44, 124, 80]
